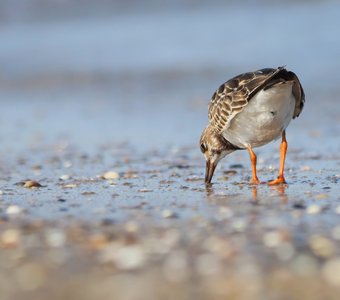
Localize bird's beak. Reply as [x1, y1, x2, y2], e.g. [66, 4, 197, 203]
[205, 159, 217, 184]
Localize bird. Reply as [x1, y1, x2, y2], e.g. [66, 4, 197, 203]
[199, 66, 305, 185]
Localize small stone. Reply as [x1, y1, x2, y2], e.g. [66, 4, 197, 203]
[301, 166, 312, 171]
[124, 221, 139, 233]
[306, 204, 321, 215]
[335, 206, 340, 214]
[63, 161, 72, 168]
[309, 235, 335, 258]
[138, 188, 153, 193]
[232, 218, 246, 232]
[263, 231, 282, 248]
[315, 193, 329, 200]
[23, 180, 43, 188]
[89, 233, 109, 250]
[101, 245, 146, 270]
[59, 174, 71, 181]
[101, 171, 119, 180]
[0, 190, 3, 195]
[62, 184, 77, 189]
[322, 258, 340, 286]
[162, 210, 178, 219]
[1, 229, 20, 247]
[6, 205, 22, 215]
[218, 206, 233, 219]
[81, 191, 96, 196]
[45, 229, 66, 247]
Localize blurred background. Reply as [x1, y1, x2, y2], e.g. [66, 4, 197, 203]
[0, 0, 339, 154]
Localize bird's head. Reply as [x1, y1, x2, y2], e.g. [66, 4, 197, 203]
[200, 125, 234, 184]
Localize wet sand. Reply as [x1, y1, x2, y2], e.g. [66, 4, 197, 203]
[1, 1, 340, 299]
[1, 138, 340, 300]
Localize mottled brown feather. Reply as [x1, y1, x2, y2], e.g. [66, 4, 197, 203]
[208, 67, 305, 134]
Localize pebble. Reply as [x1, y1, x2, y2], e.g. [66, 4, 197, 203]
[162, 210, 178, 219]
[124, 221, 140, 233]
[322, 258, 340, 286]
[23, 180, 43, 188]
[101, 244, 146, 270]
[218, 206, 233, 219]
[306, 204, 321, 215]
[232, 219, 247, 232]
[263, 231, 282, 248]
[45, 229, 66, 248]
[309, 235, 335, 258]
[1, 229, 21, 247]
[63, 161, 72, 168]
[62, 184, 77, 189]
[59, 174, 71, 181]
[6, 205, 22, 215]
[315, 193, 329, 200]
[335, 205, 340, 214]
[138, 188, 153, 193]
[101, 171, 119, 180]
[88, 233, 109, 250]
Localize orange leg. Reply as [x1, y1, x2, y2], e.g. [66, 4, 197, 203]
[247, 145, 262, 184]
[268, 131, 287, 185]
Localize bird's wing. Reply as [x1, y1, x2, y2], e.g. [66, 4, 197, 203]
[286, 70, 305, 119]
[208, 66, 305, 134]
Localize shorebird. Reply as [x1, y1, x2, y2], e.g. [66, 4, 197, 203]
[200, 66, 305, 185]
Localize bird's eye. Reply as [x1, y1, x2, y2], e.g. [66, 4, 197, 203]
[200, 143, 206, 153]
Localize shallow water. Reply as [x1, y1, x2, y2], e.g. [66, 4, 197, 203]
[1, 1, 340, 299]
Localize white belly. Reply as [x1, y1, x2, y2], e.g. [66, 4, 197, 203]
[223, 82, 296, 149]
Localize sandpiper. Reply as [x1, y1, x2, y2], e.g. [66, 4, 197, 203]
[200, 66, 305, 185]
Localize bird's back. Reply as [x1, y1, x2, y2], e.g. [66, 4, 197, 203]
[208, 67, 305, 135]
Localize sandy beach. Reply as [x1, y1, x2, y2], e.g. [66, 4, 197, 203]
[1, 1, 340, 299]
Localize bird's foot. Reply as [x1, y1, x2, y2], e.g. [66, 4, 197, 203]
[250, 177, 264, 185]
[268, 176, 287, 185]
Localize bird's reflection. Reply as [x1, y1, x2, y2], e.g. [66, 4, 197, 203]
[205, 183, 215, 197]
[272, 184, 288, 204]
[251, 185, 258, 203]
[204, 181, 288, 204]
[251, 184, 288, 204]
